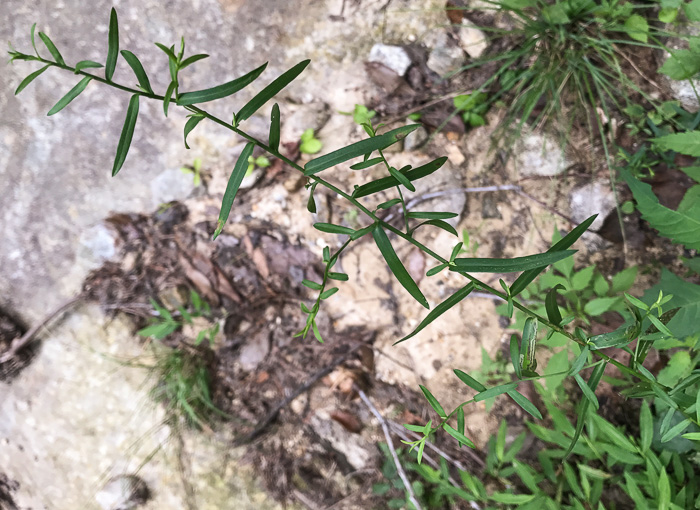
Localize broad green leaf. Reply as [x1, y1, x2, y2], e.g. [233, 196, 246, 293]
[373, 227, 429, 309]
[15, 65, 49, 95]
[74, 60, 104, 72]
[237, 60, 310, 122]
[387, 165, 415, 191]
[584, 297, 621, 316]
[511, 215, 596, 296]
[659, 6, 678, 22]
[571, 265, 594, 290]
[183, 115, 204, 149]
[623, 170, 700, 249]
[683, 0, 700, 21]
[111, 94, 139, 176]
[179, 53, 209, 69]
[47, 76, 92, 116]
[177, 62, 268, 106]
[412, 219, 458, 237]
[653, 131, 700, 157]
[474, 382, 519, 401]
[510, 334, 522, 379]
[105, 8, 119, 81]
[659, 49, 700, 80]
[611, 266, 637, 294]
[454, 368, 487, 391]
[451, 250, 575, 273]
[444, 423, 475, 448]
[643, 268, 700, 339]
[269, 103, 280, 151]
[574, 373, 599, 409]
[420, 385, 446, 417]
[38, 32, 64, 65]
[213, 142, 254, 239]
[623, 14, 648, 43]
[681, 166, 700, 184]
[304, 125, 419, 175]
[120, 50, 153, 93]
[545, 284, 564, 325]
[507, 389, 542, 419]
[407, 211, 458, 220]
[395, 283, 474, 344]
[350, 157, 384, 170]
[314, 223, 355, 235]
[353, 156, 447, 198]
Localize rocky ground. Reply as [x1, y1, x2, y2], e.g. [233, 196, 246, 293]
[1, 0, 695, 509]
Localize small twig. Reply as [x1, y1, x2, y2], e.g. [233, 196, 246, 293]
[235, 345, 361, 445]
[293, 489, 322, 510]
[0, 295, 82, 364]
[356, 387, 423, 510]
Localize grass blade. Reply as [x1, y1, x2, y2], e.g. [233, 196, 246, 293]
[15, 65, 49, 95]
[74, 60, 104, 72]
[507, 390, 542, 419]
[38, 32, 64, 65]
[237, 60, 310, 122]
[47, 76, 92, 116]
[183, 115, 204, 149]
[419, 385, 446, 417]
[112, 94, 139, 176]
[177, 62, 268, 106]
[454, 369, 487, 392]
[105, 8, 119, 81]
[120, 50, 153, 93]
[373, 227, 429, 309]
[510, 215, 596, 296]
[353, 157, 447, 198]
[213, 142, 255, 239]
[269, 103, 280, 151]
[304, 125, 419, 175]
[395, 283, 475, 344]
[451, 250, 576, 273]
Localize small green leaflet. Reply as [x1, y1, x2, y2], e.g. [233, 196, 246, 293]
[237, 60, 310, 122]
[320, 288, 339, 300]
[314, 223, 355, 235]
[163, 81, 176, 117]
[47, 76, 92, 116]
[426, 263, 448, 276]
[353, 157, 447, 198]
[350, 157, 383, 170]
[474, 382, 519, 402]
[623, 14, 648, 43]
[507, 390, 542, 419]
[155, 42, 178, 61]
[444, 423, 476, 448]
[419, 385, 446, 417]
[183, 115, 204, 149]
[15, 65, 49, 95]
[302, 279, 322, 290]
[105, 8, 119, 81]
[304, 125, 420, 175]
[213, 142, 255, 239]
[451, 250, 575, 273]
[574, 373, 599, 409]
[120, 50, 153, 93]
[454, 369, 486, 391]
[510, 215, 596, 296]
[269, 103, 280, 152]
[395, 283, 475, 344]
[328, 272, 348, 281]
[177, 62, 268, 106]
[112, 94, 139, 176]
[373, 227, 429, 309]
[38, 32, 65, 65]
[179, 53, 209, 69]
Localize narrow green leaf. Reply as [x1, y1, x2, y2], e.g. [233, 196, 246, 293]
[155, 42, 178, 61]
[426, 263, 448, 277]
[521, 317, 538, 372]
[38, 32, 64, 65]
[658, 467, 671, 509]
[592, 413, 637, 452]
[350, 157, 384, 170]
[312, 319, 323, 343]
[74, 60, 104, 73]
[111, 94, 139, 176]
[412, 219, 458, 237]
[451, 250, 576, 273]
[314, 223, 355, 235]
[378, 198, 402, 210]
[545, 284, 564, 325]
[177, 62, 268, 106]
[661, 419, 690, 443]
[105, 8, 119, 81]
[328, 272, 349, 281]
[15, 65, 49, 95]
[302, 279, 322, 290]
[450, 243, 463, 262]
[237, 60, 310, 122]
[179, 53, 209, 70]
[511, 215, 596, 296]
[373, 227, 429, 309]
[454, 368, 487, 391]
[640, 401, 653, 452]
[320, 287, 339, 300]
[120, 50, 153, 93]
[574, 373, 599, 410]
[510, 334, 522, 379]
[353, 157, 447, 198]
[681, 432, 700, 440]
[212, 142, 254, 238]
[350, 223, 377, 240]
[269, 103, 280, 152]
[307, 189, 317, 213]
[507, 390, 542, 419]
[457, 406, 466, 447]
[30, 22, 38, 55]
[407, 211, 458, 220]
[444, 423, 476, 448]
[305, 125, 419, 175]
[163, 81, 176, 117]
[168, 43, 178, 84]
[388, 165, 415, 191]
[474, 382, 519, 402]
[183, 115, 204, 149]
[47, 76, 92, 116]
[564, 362, 606, 459]
[419, 385, 446, 417]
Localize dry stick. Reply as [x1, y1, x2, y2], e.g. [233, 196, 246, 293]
[356, 387, 423, 510]
[235, 345, 361, 445]
[0, 295, 82, 364]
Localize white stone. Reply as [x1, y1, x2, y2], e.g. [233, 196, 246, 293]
[458, 23, 488, 59]
[368, 43, 412, 76]
[569, 181, 617, 231]
[514, 133, 569, 177]
[426, 31, 465, 77]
